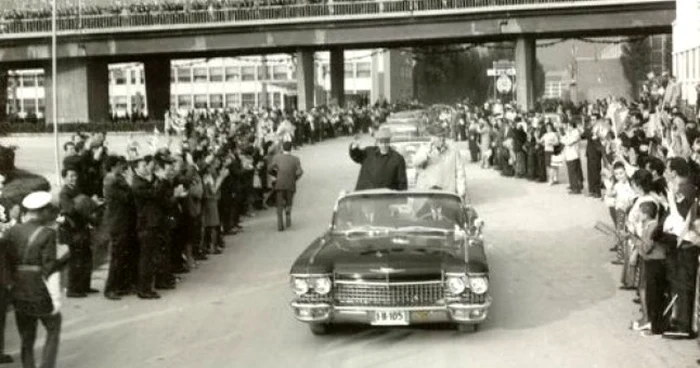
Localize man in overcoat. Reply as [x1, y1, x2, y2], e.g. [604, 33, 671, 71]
[349, 128, 407, 191]
[268, 142, 303, 231]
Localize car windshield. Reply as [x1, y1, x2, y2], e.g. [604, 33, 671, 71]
[333, 193, 464, 233]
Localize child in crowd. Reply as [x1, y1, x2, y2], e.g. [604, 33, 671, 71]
[604, 161, 637, 264]
[635, 201, 666, 336]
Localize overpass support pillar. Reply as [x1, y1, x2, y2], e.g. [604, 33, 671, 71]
[144, 58, 171, 121]
[44, 58, 110, 124]
[0, 65, 7, 122]
[515, 36, 536, 111]
[296, 50, 315, 111]
[330, 48, 345, 108]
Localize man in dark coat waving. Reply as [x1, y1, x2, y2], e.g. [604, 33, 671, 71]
[349, 127, 408, 191]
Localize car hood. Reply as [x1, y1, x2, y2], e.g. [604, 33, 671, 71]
[291, 233, 487, 281]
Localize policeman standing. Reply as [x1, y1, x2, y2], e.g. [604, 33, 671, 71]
[5, 191, 70, 368]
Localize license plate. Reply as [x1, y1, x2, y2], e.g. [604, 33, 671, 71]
[371, 310, 409, 326]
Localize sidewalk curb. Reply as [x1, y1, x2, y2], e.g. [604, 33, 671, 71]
[4, 131, 152, 138]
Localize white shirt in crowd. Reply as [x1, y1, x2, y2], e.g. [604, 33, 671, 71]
[561, 128, 581, 161]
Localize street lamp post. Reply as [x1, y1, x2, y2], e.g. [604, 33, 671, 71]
[52, 0, 60, 186]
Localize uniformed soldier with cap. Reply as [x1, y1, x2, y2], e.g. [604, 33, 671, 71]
[4, 191, 70, 368]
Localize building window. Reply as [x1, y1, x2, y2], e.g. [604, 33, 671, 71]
[225, 93, 240, 107]
[114, 96, 128, 110]
[241, 93, 255, 106]
[194, 94, 208, 109]
[210, 94, 223, 108]
[273, 65, 288, 80]
[140, 69, 144, 84]
[273, 92, 282, 107]
[113, 70, 126, 85]
[37, 98, 45, 116]
[193, 68, 208, 83]
[171, 68, 176, 83]
[23, 99, 36, 114]
[177, 67, 191, 83]
[36, 74, 44, 87]
[225, 67, 240, 81]
[241, 66, 256, 81]
[130, 70, 137, 85]
[356, 62, 371, 78]
[178, 95, 193, 109]
[21, 75, 36, 88]
[209, 67, 223, 82]
[344, 63, 353, 78]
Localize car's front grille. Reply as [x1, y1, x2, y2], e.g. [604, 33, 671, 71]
[296, 293, 332, 304]
[335, 281, 443, 307]
[457, 290, 487, 304]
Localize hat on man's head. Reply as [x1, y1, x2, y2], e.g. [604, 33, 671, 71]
[22, 191, 52, 210]
[375, 127, 392, 141]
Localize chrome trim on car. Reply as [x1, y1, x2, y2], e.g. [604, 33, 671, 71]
[333, 280, 442, 286]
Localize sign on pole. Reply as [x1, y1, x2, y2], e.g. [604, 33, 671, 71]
[496, 75, 513, 93]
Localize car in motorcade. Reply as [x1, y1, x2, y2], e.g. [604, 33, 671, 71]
[288, 189, 490, 335]
[389, 136, 432, 189]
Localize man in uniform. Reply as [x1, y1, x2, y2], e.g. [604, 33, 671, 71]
[349, 127, 407, 191]
[4, 191, 70, 368]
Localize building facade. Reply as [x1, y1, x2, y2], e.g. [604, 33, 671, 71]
[672, 0, 700, 108]
[4, 49, 413, 121]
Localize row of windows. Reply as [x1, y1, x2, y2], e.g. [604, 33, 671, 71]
[675, 47, 700, 81]
[5, 98, 45, 115]
[6, 74, 45, 88]
[110, 69, 145, 85]
[168, 92, 286, 109]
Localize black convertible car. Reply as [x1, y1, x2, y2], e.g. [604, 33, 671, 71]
[288, 189, 490, 335]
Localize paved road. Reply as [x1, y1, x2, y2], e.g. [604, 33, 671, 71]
[3, 135, 699, 368]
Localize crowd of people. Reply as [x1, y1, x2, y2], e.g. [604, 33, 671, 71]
[0, 103, 395, 367]
[450, 73, 700, 340]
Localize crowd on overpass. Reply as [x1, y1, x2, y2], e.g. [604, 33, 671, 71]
[0, 102, 401, 367]
[449, 72, 700, 340]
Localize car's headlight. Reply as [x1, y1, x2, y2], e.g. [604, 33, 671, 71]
[290, 277, 309, 296]
[445, 275, 466, 295]
[311, 277, 332, 295]
[469, 276, 488, 295]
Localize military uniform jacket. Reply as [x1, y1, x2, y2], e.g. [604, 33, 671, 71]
[2, 220, 65, 284]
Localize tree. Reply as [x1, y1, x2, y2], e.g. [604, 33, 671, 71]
[412, 45, 546, 106]
[621, 38, 652, 98]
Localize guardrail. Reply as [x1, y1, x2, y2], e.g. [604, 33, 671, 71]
[0, 0, 668, 36]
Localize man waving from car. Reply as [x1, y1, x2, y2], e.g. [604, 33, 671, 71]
[349, 127, 408, 191]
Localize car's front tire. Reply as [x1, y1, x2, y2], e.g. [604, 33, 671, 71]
[309, 323, 330, 335]
[457, 323, 479, 333]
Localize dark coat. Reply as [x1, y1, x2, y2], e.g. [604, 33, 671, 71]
[103, 172, 135, 234]
[349, 145, 407, 191]
[131, 174, 171, 230]
[268, 152, 303, 192]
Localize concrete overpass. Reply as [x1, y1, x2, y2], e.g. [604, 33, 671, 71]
[0, 0, 675, 122]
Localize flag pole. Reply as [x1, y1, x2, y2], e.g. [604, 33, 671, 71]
[52, 0, 61, 187]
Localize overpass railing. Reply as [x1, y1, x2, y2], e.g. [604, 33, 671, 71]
[0, 0, 668, 37]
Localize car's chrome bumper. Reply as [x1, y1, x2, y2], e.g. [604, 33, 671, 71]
[290, 297, 491, 325]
